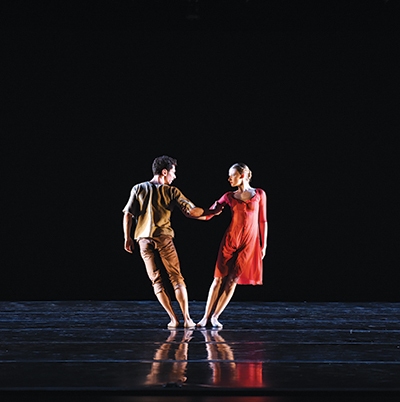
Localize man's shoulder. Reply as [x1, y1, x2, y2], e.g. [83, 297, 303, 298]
[168, 185, 181, 191]
[157, 184, 180, 191]
[161, 185, 183, 197]
[130, 181, 152, 193]
[132, 181, 151, 188]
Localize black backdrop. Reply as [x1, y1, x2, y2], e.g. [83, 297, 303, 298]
[3, 1, 399, 301]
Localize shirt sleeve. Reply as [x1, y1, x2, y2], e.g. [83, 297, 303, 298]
[122, 185, 139, 217]
[211, 192, 230, 209]
[173, 187, 197, 215]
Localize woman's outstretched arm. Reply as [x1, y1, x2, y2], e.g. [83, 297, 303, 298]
[190, 202, 224, 220]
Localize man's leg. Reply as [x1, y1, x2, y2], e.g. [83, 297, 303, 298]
[158, 236, 195, 328]
[155, 290, 180, 328]
[138, 238, 180, 328]
[173, 284, 195, 328]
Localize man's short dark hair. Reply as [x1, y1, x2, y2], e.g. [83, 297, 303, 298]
[152, 155, 178, 175]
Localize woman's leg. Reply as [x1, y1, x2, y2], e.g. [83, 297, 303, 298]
[210, 275, 238, 328]
[196, 277, 223, 327]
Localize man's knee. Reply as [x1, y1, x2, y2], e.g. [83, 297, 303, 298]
[148, 268, 164, 294]
[140, 247, 153, 261]
[153, 281, 164, 295]
[173, 281, 186, 291]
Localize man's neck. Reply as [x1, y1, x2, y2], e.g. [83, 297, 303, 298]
[150, 175, 165, 185]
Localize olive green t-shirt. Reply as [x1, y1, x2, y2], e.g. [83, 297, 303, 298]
[123, 181, 196, 240]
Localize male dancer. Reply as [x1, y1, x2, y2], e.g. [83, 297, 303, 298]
[123, 155, 204, 328]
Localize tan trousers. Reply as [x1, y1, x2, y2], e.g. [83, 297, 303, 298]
[138, 235, 186, 294]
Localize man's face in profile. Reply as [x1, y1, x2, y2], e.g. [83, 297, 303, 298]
[165, 165, 176, 185]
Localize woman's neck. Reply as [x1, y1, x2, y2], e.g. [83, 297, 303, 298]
[233, 184, 255, 201]
[236, 183, 252, 192]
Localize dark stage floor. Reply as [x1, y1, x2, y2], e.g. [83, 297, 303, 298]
[1, 300, 400, 402]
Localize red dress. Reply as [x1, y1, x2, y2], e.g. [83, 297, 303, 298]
[213, 188, 267, 285]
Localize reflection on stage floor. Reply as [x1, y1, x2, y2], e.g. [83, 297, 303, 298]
[1, 300, 400, 401]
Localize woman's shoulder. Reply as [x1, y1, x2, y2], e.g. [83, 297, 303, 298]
[225, 191, 236, 198]
[217, 191, 234, 203]
[255, 188, 266, 195]
[254, 188, 267, 201]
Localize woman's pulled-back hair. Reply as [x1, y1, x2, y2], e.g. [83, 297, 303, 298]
[230, 162, 252, 182]
[152, 155, 178, 175]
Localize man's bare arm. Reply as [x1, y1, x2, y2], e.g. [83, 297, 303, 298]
[123, 212, 135, 253]
[178, 196, 223, 220]
[188, 203, 224, 220]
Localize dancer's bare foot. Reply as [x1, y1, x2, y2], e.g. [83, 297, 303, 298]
[167, 319, 180, 329]
[184, 319, 195, 328]
[196, 317, 208, 327]
[211, 316, 223, 329]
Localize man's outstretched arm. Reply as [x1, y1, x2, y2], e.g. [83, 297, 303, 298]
[187, 202, 224, 220]
[177, 193, 223, 220]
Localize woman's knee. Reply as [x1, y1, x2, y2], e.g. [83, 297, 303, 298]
[213, 277, 223, 286]
[226, 276, 239, 287]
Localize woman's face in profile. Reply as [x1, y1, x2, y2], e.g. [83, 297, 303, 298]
[228, 168, 242, 187]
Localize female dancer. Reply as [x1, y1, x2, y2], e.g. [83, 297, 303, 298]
[197, 163, 267, 328]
